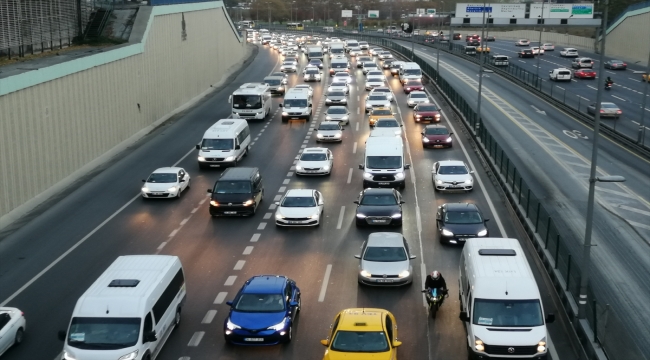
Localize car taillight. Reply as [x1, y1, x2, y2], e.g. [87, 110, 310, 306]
[600, 109, 605, 113]
[617, 110, 622, 114]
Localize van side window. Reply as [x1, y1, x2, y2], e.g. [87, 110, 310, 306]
[152, 268, 185, 322]
[144, 312, 153, 333]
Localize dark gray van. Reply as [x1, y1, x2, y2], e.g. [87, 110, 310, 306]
[207, 167, 264, 216]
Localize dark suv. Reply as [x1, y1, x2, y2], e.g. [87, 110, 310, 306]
[207, 167, 264, 216]
[436, 203, 489, 244]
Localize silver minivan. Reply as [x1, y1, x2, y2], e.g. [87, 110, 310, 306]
[491, 55, 509, 66]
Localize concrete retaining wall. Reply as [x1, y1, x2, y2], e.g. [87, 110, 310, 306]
[606, 10, 650, 67]
[487, 30, 596, 51]
[0, 1, 245, 229]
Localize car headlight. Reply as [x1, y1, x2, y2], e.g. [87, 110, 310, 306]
[474, 336, 485, 352]
[436, 179, 444, 185]
[391, 213, 402, 218]
[198, 156, 206, 161]
[243, 200, 254, 206]
[408, 100, 414, 104]
[141, 187, 149, 192]
[442, 229, 454, 236]
[225, 156, 235, 162]
[416, 114, 422, 118]
[210, 200, 219, 206]
[323, 165, 331, 171]
[363, 172, 373, 180]
[317, 133, 324, 138]
[446, 137, 453, 143]
[360, 270, 372, 277]
[464, 179, 473, 184]
[282, 112, 288, 116]
[406, 87, 411, 91]
[477, 229, 488, 237]
[275, 213, 285, 220]
[398, 270, 410, 278]
[310, 214, 320, 219]
[296, 165, 303, 170]
[326, 99, 332, 102]
[226, 319, 241, 330]
[334, 133, 342, 138]
[167, 186, 178, 192]
[395, 172, 405, 180]
[356, 213, 367, 218]
[537, 338, 547, 353]
[118, 350, 139, 360]
[267, 318, 288, 331]
[422, 137, 430, 143]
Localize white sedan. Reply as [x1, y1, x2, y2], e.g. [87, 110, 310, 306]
[407, 91, 430, 107]
[531, 46, 545, 55]
[378, 51, 394, 60]
[280, 61, 298, 72]
[374, 118, 403, 136]
[515, 39, 530, 46]
[275, 189, 324, 226]
[328, 81, 350, 94]
[370, 87, 394, 102]
[141, 167, 191, 199]
[541, 43, 555, 51]
[316, 121, 344, 142]
[432, 160, 474, 192]
[366, 70, 385, 79]
[296, 148, 334, 175]
[365, 76, 386, 90]
[0, 307, 26, 356]
[560, 48, 579, 57]
[333, 72, 353, 84]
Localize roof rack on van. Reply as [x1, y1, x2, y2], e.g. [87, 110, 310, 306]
[108, 279, 140, 287]
[478, 249, 516, 256]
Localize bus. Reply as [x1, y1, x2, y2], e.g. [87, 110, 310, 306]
[287, 22, 304, 30]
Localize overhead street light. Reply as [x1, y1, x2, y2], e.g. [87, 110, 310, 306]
[535, 0, 546, 81]
[476, 2, 488, 126]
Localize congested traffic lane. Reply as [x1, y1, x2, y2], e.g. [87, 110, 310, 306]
[397, 39, 650, 349]
[0, 38, 571, 360]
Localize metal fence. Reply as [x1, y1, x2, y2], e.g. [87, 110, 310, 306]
[272, 26, 647, 360]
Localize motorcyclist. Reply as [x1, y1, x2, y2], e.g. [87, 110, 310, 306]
[424, 271, 447, 298]
[606, 76, 614, 86]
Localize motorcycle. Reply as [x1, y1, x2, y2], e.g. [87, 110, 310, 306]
[422, 288, 448, 319]
[605, 81, 613, 91]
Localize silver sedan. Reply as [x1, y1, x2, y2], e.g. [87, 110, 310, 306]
[355, 232, 415, 286]
[587, 102, 622, 119]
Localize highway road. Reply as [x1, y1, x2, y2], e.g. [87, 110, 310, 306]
[391, 38, 650, 355]
[0, 42, 577, 359]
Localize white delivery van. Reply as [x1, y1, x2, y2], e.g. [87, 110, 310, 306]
[196, 119, 251, 169]
[229, 83, 272, 120]
[491, 55, 509, 66]
[280, 88, 313, 122]
[307, 46, 324, 60]
[399, 62, 422, 83]
[344, 39, 360, 52]
[459, 238, 555, 360]
[59, 255, 186, 360]
[329, 42, 346, 56]
[549, 68, 572, 81]
[359, 136, 409, 189]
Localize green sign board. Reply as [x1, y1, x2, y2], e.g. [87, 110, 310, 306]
[427, 8, 436, 14]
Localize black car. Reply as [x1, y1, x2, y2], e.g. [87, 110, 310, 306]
[436, 203, 489, 244]
[354, 188, 404, 227]
[486, 35, 496, 42]
[518, 49, 534, 58]
[604, 59, 627, 70]
[382, 59, 395, 69]
[467, 39, 480, 46]
[309, 59, 324, 69]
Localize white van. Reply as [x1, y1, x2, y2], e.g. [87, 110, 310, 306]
[59, 255, 186, 360]
[307, 46, 324, 60]
[344, 39, 360, 52]
[399, 62, 422, 83]
[359, 136, 409, 189]
[459, 238, 555, 360]
[280, 88, 313, 122]
[196, 119, 251, 169]
[491, 55, 509, 66]
[329, 42, 345, 56]
[229, 83, 272, 120]
[323, 26, 334, 32]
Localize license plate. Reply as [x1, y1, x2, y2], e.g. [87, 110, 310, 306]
[378, 182, 390, 185]
[376, 279, 393, 283]
[288, 221, 302, 224]
[244, 338, 264, 342]
[434, 145, 444, 148]
[224, 211, 237, 214]
[424, 117, 433, 120]
[209, 164, 221, 167]
[291, 117, 299, 119]
[372, 220, 387, 224]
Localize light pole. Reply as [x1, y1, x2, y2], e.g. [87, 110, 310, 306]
[535, 0, 546, 82]
[475, 2, 488, 123]
[577, 0, 626, 321]
[291, 1, 296, 23]
[312, 6, 315, 25]
[638, 51, 650, 145]
[265, 1, 271, 26]
[410, 16, 418, 59]
[436, 1, 444, 76]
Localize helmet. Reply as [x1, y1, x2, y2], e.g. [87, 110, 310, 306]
[431, 271, 440, 280]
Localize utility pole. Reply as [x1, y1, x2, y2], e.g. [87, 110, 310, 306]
[638, 48, 650, 145]
[535, 0, 546, 82]
[436, 1, 444, 76]
[476, 2, 488, 122]
[266, 2, 271, 25]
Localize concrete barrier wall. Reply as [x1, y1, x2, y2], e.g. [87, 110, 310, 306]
[0, 1, 245, 228]
[487, 30, 596, 51]
[606, 11, 650, 66]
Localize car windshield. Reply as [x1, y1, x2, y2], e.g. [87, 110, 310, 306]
[364, 63, 377, 68]
[331, 82, 346, 87]
[368, 95, 387, 101]
[306, 69, 319, 74]
[363, 246, 407, 262]
[328, 91, 345, 97]
[284, 99, 308, 108]
[360, 194, 397, 206]
[233, 95, 262, 109]
[319, 123, 340, 130]
[201, 138, 234, 150]
[368, 78, 384, 83]
[67, 317, 140, 350]
[366, 156, 401, 169]
[265, 79, 281, 85]
[411, 93, 427, 99]
[234, 293, 285, 312]
[281, 196, 316, 207]
[473, 299, 544, 327]
[331, 330, 390, 352]
[301, 153, 327, 161]
[147, 173, 177, 183]
[310, 60, 321, 65]
[271, 73, 284, 77]
[425, 127, 448, 135]
[417, 105, 438, 112]
[438, 165, 468, 175]
[376, 120, 399, 127]
[328, 108, 347, 114]
[404, 69, 421, 76]
[335, 73, 348, 77]
[215, 181, 251, 194]
[445, 210, 483, 224]
[282, 61, 294, 65]
[372, 110, 392, 116]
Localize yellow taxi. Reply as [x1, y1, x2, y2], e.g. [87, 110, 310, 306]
[643, 73, 649, 82]
[368, 108, 395, 126]
[476, 45, 490, 53]
[321, 308, 400, 360]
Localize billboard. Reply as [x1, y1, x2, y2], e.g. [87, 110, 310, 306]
[530, 3, 594, 19]
[341, 9, 352, 18]
[416, 8, 425, 15]
[368, 10, 379, 18]
[455, 3, 526, 18]
[426, 8, 436, 14]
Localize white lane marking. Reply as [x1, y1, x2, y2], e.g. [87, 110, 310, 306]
[201, 310, 217, 324]
[587, 85, 598, 90]
[287, 172, 294, 176]
[224, 276, 237, 286]
[356, 122, 360, 131]
[169, 229, 179, 237]
[336, 206, 345, 229]
[283, 179, 291, 184]
[257, 222, 267, 230]
[187, 331, 205, 346]
[191, 207, 199, 214]
[629, 78, 641, 83]
[577, 95, 590, 101]
[318, 264, 333, 302]
[199, 196, 208, 205]
[0, 193, 140, 306]
[214, 292, 228, 304]
[243, 246, 254, 255]
[556, 86, 565, 91]
[628, 220, 650, 231]
[353, 142, 357, 153]
[278, 186, 286, 192]
[263, 212, 272, 219]
[180, 218, 189, 226]
[616, 204, 650, 216]
[250, 233, 261, 242]
[269, 204, 277, 210]
[234, 260, 246, 270]
[605, 70, 616, 75]
[357, 108, 360, 114]
[611, 95, 626, 101]
[157, 242, 167, 250]
[274, 195, 282, 201]
[347, 168, 353, 184]
[301, 145, 307, 148]
[303, 140, 309, 144]
[290, 166, 296, 170]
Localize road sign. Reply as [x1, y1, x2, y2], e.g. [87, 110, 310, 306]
[368, 10, 379, 18]
[426, 9, 436, 14]
[341, 10, 352, 18]
[416, 8, 425, 15]
[455, 3, 527, 18]
[530, 3, 594, 19]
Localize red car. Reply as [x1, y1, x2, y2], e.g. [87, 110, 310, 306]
[403, 80, 424, 94]
[413, 103, 441, 123]
[574, 69, 596, 79]
[421, 125, 453, 148]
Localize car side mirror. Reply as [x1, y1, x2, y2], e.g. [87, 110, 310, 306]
[400, 201, 406, 204]
[449, 132, 454, 136]
[290, 301, 299, 307]
[320, 339, 329, 346]
[546, 313, 555, 323]
[196, 144, 201, 150]
[309, 104, 313, 107]
[393, 340, 403, 347]
[142, 179, 146, 182]
[459, 311, 470, 322]
[58, 330, 66, 341]
[275, 201, 280, 206]
[143, 330, 157, 343]
[484, 218, 490, 222]
[235, 144, 241, 150]
[354, 254, 361, 259]
[278, 104, 283, 107]
[409, 255, 417, 259]
[404, 164, 411, 170]
[207, 189, 213, 193]
[226, 301, 233, 306]
[353, 200, 359, 204]
[470, 170, 475, 174]
[180, 179, 185, 182]
[359, 164, 364, 169]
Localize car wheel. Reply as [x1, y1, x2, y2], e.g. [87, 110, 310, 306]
[297, 296, 302, 312]
[14, 328, 24, 345]
[176, 189, 182, 199]
[174, 308, 181, 328]
[285, 325, 293, 343]
[186, 179, 191, 189]
[143, 354, 151, 360]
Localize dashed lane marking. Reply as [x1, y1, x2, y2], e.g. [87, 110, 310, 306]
[318, 264, 333, 302]
[283, 179, 291, 184]
[187, 331, 205, 346]
[347, 168, 353, 184]
[201, 310, 217, 324]
[169, 229, 179, 237]
[234, 260, 246, 270]
[279, 186, 286, 192]
[353, 142, 357, 153]
[287, 172, 294, 177]
[336, 206, 345, 230]
[263, 212, 272, 219]
[224, 276, 237, 286]
[250, 233, 261, 242]
[214, 292, 228, 304]
[243, 246, 254, 255]
[257, 222, 267, 230]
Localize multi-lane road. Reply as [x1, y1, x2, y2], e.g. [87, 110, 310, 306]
[0, 41, 579, 359]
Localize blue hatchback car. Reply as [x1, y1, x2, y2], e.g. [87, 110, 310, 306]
[224, 275, 301, 345]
